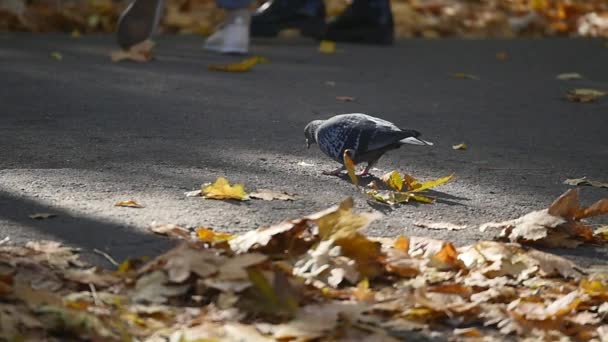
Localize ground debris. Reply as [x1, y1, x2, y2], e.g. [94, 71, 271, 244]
[1, 195, 607, 341]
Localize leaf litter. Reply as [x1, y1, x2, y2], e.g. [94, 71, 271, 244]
[3, 190, 607, 341]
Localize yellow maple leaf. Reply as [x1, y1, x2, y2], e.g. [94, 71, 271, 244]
[381, 170, 403, 191]
[343, 149, 358, 186]
[115, 200, 144, 208]
[319, 40, 336, 54]
[196, 228, 234, 242]
[407, 174, 454, 193]
[394, 235, 410, 253]
[202, 177, 249, 200]
[208, 56, 268, 72]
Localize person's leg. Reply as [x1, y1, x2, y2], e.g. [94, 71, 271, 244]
[250, 0, 325, 38]
[324, 0, 394, 45]
[116, 0, 164, 49]
[204, 0, 252, 54]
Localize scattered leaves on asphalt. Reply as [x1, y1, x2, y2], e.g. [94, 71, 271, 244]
[208, 56, 268, 72]
[335, 96, 355, 102]
[481, 189, 608, 247]
[3, 194, 608, 341]
[29, 213, 57, 220]
[50, 51, 62, 61]
[452, 143, 468, 150]
[250, 189, 295, 201]
[110, 40, 155, 63]
[318, 40, 336, 54]
[414, 221, 468, 231]
[565, 88, 607, 102]
[114, 200, 144, 208]
[449, 73, 479, 80]
[202, 177, 249, 201]
[556, 72, 583, 80]
[564, 176, 608, 188]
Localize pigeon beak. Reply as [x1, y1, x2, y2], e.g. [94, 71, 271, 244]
[306, 139, 310, 149]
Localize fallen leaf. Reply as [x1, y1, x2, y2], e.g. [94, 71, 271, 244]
[114, 200, 144, 208]
[452, 143, 468, 150]
[414, 221, 467, 231]
[556, 72, 583, 80]
[393, 235, 410, 253]
[496, 51, 508, 60]
[297, 161, 314, 167]
[195, 228, 233, 243]
[184, 189, 202, 197]
[70, 29, 81, 38]
[250, 189, 295, 201]
[149, 222, 191, 239]
[343, 149, 358, 186]
[202, 177, 248, 201]
[564, 176, 608, 188]
[336, 96, 355, 102]
[565, 88, 607, 102]
[132, 270, 189, 303]
[407, 174, 454, 193]
[450, 73, 479, 80]
[319, 40, 336, 54]
[29, 213, 56, 220]
[50, 51, 62, 61]
[208, 56, 268, 72]
[110, 40, 155, 62]
[381, 170, 404, 191]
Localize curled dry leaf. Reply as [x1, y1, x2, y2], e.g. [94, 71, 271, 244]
[565, 88, 607, 102]
[250, 189, 295, 201]
[208, 56, 268, 72]
[110, 40, 155, 63]
[336, 96, 355, 102]
[452, 143, 468, 150]
[115, 200, 144, 208]
[202, 177, 248, 201]
[149, 222, 191, 239]
[318, 40, 336, 54]
[564, 176, 608, 188]
[414, 221, 467, 231]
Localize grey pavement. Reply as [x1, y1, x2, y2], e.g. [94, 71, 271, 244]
[1, 33, 607, 267]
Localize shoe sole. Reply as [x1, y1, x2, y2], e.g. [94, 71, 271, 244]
[116, 0, 164, 49]
[251, 16, 325, 39]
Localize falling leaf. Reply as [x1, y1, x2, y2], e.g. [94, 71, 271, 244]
[336, 96, 355, 102]
[208, 56, 268, 72]
[195, 228, 233, 243]
[319, 40, 336, 54]
[452, 143, 468, 150]
[381, 170, 404, 192]
[29, 213, 56, 220]
[114, 200, 144, 208]
[343, 149, 358, 186]
[565, 88, 607, 102]
[110, 40, 155, 63]
[564, 177, 608, 188]
[202, 177, 248, 201]
[50, 51, 62, 61]
[414, 221, 467, 231]
[556, 73, 583, 80]
[250, 189, 295, 201]
[450, 73, 479, 80]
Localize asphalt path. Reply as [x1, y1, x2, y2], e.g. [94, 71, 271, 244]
[1, 33, 607, 267]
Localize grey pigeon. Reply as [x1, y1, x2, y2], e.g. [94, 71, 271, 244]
[304, 113, 432, 176]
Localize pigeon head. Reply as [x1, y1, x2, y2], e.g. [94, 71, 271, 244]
[304, 120, 323, 148]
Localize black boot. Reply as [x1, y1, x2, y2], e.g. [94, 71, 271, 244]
[250, 0, 326, 38]
[324, 0, 394, 45]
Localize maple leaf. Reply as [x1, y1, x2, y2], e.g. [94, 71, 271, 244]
[202, 177, 249, 201]
[381, 170, 403, 192]
[114, 200, 144, 208]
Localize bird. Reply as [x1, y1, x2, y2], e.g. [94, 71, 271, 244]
[304, 113, 432, 176]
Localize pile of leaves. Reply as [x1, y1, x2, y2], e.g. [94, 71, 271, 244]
[2, 189, 608, 341]
[1, 0, 608, 38]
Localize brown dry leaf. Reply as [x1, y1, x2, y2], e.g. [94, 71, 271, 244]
[202, 177, 249, 201]
[293, 239, 360, 287]
[452, 143, 468, 150]
[315, 198, 380, 241]
[110, 40, 154, 63]
[115, 200, 144, 208]
[319, 40, 336, 54]
[229, 219, 309, 254]
[131, 270, 189, 303]
[565, 88, 607, 102]
[414, 221, 467, 231]
[208, 56, 268, 72]
[556, 72, 583, 80]
[149, 222, 191, 239]
[450, 73, 479, 80]
[564, 176, 608, 188]
[249, 189, 295, 201]
[29, 213, 56, 219]
[336, 96, 355, 102]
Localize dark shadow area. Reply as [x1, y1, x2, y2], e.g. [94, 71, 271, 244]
[0, 190, 174, 268]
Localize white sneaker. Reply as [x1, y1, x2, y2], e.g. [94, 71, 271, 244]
[204, 8, 251, 54]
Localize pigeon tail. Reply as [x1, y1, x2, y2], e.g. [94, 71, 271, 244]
[400, 137, 434, 146]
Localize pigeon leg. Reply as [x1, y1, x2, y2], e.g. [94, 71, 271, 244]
[322, 166, 345, 176]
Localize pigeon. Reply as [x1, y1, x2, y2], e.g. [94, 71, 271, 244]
[304, 113, 432, 176]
